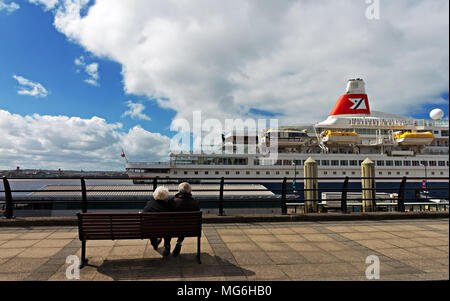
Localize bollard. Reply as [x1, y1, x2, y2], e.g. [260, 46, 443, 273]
[281, 178, 287, 215]
[218, 177, 225, 216]
[304, 157, 318, 213]
[341, 176, 349, 213]
[361, 158, 376, 212]
[2, 176, 14, 219]
[81, 177, 87, 213]
[397, 177, 407, 212]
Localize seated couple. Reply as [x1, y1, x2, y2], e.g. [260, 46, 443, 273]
[142, 182, 199, 257]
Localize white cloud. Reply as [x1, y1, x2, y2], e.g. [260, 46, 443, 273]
[0, 110, 170, 170]
[28, 0, 58, 11]
[0, 1, 19, 14]
[74, 55, 99, 86]
[12, 75, 49, 98]
[122, 100, 151, 121]
[51, 0, 449, 126]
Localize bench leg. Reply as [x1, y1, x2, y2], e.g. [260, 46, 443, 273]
[197, 236, 201, 264]
[79, 241, 88, 269]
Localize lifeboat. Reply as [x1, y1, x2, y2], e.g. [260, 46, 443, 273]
[321, 130, 360, 145]
[394, 131, 434, 145]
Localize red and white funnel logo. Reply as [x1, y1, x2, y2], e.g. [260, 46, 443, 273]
[329, 94, 370, 116]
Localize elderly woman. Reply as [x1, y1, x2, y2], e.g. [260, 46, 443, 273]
[142, 186, 171, 254]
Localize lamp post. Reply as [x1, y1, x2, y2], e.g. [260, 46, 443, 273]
[292, 161, 297, 195]
[420, 163, 428, 201]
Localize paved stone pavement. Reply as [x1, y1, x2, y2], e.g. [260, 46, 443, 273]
[0, 218, 448, 281]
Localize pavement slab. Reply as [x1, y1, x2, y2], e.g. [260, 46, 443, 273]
[0, 218, 447, 281]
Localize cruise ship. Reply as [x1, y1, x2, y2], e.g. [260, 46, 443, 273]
[125, 79, 449, 200]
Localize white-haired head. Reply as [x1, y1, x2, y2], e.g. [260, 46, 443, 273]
[153, 186, 169, 201]
[178, 182, 192, 194]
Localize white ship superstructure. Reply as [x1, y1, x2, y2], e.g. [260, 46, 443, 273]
[126, 79, 449, 183]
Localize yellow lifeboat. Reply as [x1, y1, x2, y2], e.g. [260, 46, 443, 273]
[321, 130, 360, 145]
[394, 131, 434, 145]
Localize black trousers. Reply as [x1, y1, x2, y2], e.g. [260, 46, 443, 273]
[150, 237, 184, 247]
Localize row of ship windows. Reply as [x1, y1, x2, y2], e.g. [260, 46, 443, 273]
[258, 159, 449, 167]
[172, 170, 447, 176]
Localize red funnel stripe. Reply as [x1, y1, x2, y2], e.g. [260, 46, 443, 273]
[329, 94, 370, 116]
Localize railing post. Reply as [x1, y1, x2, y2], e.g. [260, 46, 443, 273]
[397, 176, 407, 212]
[153, 177, 158, 191]
[218, 177, 225, 216]
[341, 176, 349, 213]
[2, 176, 14, 219]
[81, 177, 87, 213]
[281, 177, 287, 215]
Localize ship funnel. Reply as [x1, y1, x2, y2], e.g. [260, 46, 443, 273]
[329, 78, 370, 116]
[345, 78, 366, 94]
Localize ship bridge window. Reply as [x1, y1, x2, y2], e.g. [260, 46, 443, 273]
[331, 160, 339, 166]
[386, 161, 393, 166]
[438, 161, 446, 166]
[145, 169, 170, 173]
[321, 160, 330, 166]
[412, 161, 419, 166]
[403, 161, 411, 166]
[429, 161, 437, 167]
[175, 158, 198, 165]
[420, 161, 427, 166]
[254, 159, 260, 166]
[283, 160, 292, 165]
[395, 161, 402, 166]
[340, 160, 348, 166]
[350, 160, 358, 166]
[377, 161, 384, 166]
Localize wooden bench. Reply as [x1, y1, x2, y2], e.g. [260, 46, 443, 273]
[77, 211, 202, 268]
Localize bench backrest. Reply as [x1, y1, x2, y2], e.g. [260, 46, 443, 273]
[77, 212, 202, 240]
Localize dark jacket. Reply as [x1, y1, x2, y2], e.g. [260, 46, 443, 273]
[142, 197, 170, 212]
[170, 192, 199, 212]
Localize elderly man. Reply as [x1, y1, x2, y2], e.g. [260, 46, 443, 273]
[142, 186, 171, 255]
[168, 182, 200, 256]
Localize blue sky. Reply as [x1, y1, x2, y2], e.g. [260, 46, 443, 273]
[0, 0, 448, 170]
[0, 2, 176, 137]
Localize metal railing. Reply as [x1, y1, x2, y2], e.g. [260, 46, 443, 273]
[0, 175, 448, 218]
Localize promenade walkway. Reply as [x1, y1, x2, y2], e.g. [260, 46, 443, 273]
[0, 218, 448, 281]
